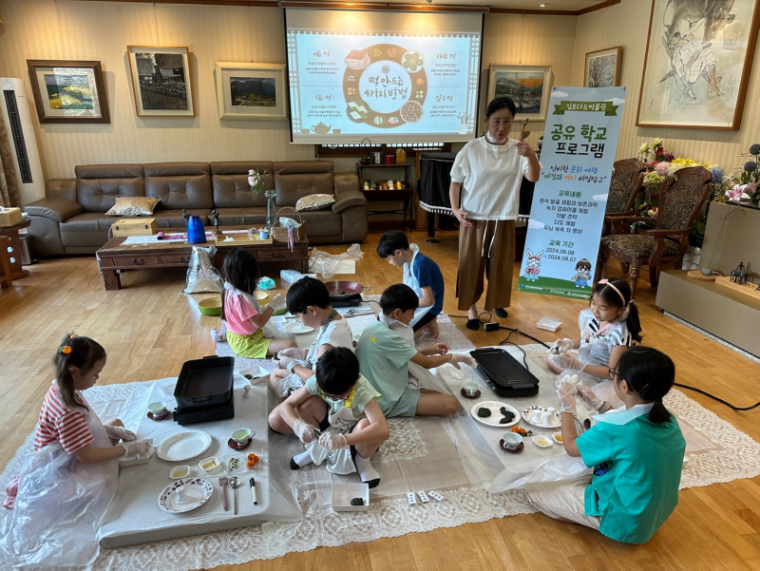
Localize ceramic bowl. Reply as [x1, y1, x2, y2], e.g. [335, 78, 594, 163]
[148, 400, 167, 416]
[198, 298, 222, 316]
[169, 465, 191, 479]
[231, 427, 253, 444]
[463, 382, 479, 397]
[502, 432, 523, 449]
[532, 435, 553, 449]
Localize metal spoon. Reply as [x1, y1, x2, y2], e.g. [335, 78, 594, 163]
[229, 476, 240, 515]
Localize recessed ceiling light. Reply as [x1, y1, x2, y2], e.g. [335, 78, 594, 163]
[539, 3, 547, 6]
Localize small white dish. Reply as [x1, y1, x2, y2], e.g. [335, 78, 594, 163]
[521, 406, 561, 429]
[551, 432, 564, 444]
[169, 465, 191, 479]
[231, 427, 253, 444]
[284, 321, 315, 335]
[470, 401, 520, 428]
[156, 431, 213, 462]
[532, 435, 554, 448]
[148, 401, 167, 415]
[158, 478, 213, 514]
[198, 456, 221, 474]
[332, 483, 369, 512]
[536, 316, 562, 332]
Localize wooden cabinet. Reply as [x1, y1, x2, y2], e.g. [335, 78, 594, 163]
[356, 162, 413, 228]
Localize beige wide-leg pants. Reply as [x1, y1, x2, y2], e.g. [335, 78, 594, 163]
[456, 219, 515, 312]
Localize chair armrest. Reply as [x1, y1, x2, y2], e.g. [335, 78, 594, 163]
[604, 210, 635, 219]
[334, 172, 360, 195]
[331, 189, 366, 213]
[46, 178, 77, 201]
[24, 197, 83, 222]
[645, 228, 690, 236]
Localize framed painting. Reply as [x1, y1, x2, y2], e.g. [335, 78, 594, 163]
[487, 65, 552, 123]
[26, 60, 109, 124]
[636, 0, 760, 130]
[214, 62, 287, 121]
[584, 47, 622, 88]
[127, 46, 194, 117]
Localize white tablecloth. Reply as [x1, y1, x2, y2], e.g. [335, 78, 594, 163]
[98, 373, 300, 549]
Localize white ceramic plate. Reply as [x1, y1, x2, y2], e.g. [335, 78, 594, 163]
[157, 431, 213, 462]
[284, 321, 314, 335]
[158, 477, 213, 514]
[470, 401, 519, 428]
[521, 406, 561, 429]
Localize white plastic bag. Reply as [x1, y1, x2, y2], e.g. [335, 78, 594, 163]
[183, 246, 223, 294]
[308, 244, 364, 279]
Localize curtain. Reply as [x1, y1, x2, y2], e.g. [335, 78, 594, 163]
[0, 110, 21, 208]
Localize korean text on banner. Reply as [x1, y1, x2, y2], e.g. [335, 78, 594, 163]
[517, 86, 626, 300]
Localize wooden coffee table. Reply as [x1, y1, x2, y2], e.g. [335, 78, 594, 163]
[96, 227, 309, 291]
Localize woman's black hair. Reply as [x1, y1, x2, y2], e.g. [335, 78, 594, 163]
[286, 276, 330, 314]
[221, 248, 261, 322]
[593, 279, 642, 342]
[53, 334, 106, 411]
[379, 283, 419, 315]
[616, 346, 675, 424]
[376, 230, 410, 259]
[316, 347, 360, 395]
[575, 259, 592, 271]
[485, 96, 516, 119]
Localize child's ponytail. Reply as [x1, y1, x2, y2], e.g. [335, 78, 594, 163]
[626, 299, 643, 343]
[53, 334, 106, 411]
[616, 346, 675, 424]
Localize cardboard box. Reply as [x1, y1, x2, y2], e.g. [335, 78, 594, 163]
[0, 207, 23, 227]
[112, 218, 157, 236]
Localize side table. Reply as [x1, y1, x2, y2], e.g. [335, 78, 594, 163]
[0, 219, 31, 281]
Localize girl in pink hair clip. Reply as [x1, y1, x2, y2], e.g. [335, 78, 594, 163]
[547, 279, 642, 402]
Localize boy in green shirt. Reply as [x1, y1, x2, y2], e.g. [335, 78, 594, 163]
[529, 346, 686, 544]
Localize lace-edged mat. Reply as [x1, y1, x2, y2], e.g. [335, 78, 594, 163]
[3, 337, 760, 570]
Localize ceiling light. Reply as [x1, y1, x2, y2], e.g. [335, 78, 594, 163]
[539, 3, 547, 6]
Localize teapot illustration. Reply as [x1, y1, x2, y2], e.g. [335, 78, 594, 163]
[311, 122, 331, 135]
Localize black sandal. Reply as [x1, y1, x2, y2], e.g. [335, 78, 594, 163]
[466, 319, 480, 331]
[494, 308, 508, 319]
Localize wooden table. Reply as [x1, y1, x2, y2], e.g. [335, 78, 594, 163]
[0, 219, 31, 281]
[96, 227, 309, 291]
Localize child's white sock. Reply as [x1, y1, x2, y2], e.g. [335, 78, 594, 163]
[290, 450, 313, 470]
[210, 322, 227, 343]
[354, 453, 380, 488]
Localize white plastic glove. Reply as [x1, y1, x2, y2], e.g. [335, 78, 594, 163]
[276, 355, 297, 371]
[318, 431, 348, 451]
[551, 338, 575, 354]
[577, 384, 610, 413]
[265, 294, 286, 313]
[278, 347, 307, 360]
[121, 440, 153, 458]
[105, 425, 137, 442]
[293, 418, 317, 444]
[554, 352, 588, 372]
[449, 354, 476, 369]
[556, 379, 578, 414]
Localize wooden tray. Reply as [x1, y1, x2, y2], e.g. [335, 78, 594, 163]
[214, 234, 273, 246]
[687, 270, 721, 282]
[715, 276, 760, 301]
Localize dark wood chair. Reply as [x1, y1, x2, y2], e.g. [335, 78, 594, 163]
[602, 158, 645, 236]
[0, 236, 13, 289]
[594, 166, 711, 299]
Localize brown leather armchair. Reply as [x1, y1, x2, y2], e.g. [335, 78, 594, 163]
[594, 166, 711, 298]
[602, 158, 645, 236]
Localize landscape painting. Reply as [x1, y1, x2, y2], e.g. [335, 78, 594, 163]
[636, 0, 760, 129]
[585, 47, 622, 88]
[215, 62, 287, 121]
[488, 65, 552, 122]
[230, 77, 276, 107]
[27, 60, 109, 123]
[128, 46, 194, 117]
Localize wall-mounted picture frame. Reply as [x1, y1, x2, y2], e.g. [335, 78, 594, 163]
[487, 65, 552, 122]
[26, 60, 109, 124]
[636, 0, 760, 130]
[127, 46, 194, 117]
[584, 47, 622, 88]
[214, 62, 287, 121]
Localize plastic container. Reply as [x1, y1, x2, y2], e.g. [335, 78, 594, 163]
[198, 456, 221, 474]
[332, 483, 370, 512]
[169, 465, 191, 479]
[536, 316, 562, 332]
[532, 435, 554, 449]
[280, 269, 304, 284]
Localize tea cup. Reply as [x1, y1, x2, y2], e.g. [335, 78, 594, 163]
[231, 427, 253, 444]
[148, 401, 167, 416]
[503, 432, 523, 449]
[542, 411, 552, 425]
[301, 129, 310, 135]
[531, 409, 543, 423]
[463, 382, 479, 397]
[332, 129, 341, 134]
[700, 268, 712, 276]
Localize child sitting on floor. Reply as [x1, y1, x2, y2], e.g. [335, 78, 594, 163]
[547, 279, 642, 398]
[220, 248, 295, 359]
[270, 276, 354, 398]
[530, 346, 686, 544]
[376, 230, 445, 341]
[1, 334, 152, 567]
[356, 284, 472, 418]
[268, 347, 389, 488]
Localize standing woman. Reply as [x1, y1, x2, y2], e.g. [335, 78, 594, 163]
[449, 97, 541, 330]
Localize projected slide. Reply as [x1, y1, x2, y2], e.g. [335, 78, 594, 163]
[286, 9, 482, 144]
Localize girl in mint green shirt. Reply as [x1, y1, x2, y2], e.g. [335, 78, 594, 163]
[529, 346, 686, 544]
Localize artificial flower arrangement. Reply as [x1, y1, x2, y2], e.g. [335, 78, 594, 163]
[727, 144, 760, 206]
[248, 169, 268, 193]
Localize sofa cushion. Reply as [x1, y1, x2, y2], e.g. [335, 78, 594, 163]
[75, 164, 145, 213]
[151, 209, 212, 229]
[294, 209, 342, 238]
[210, 208, 268, 227]
[210, 162, 273, 208]
[274, 161, 333, 207]
[105, 196, 161, 217]
[60, 212, 116, 247]
[144, 162, 213, 210]
[295, 194, 335, 212]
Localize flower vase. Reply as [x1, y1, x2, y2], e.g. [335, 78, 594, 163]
[264, 190, 277, 231]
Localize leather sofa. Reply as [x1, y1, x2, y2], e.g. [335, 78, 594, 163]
[25, 161, 368, 256]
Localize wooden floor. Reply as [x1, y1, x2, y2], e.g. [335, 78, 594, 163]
[2, 230, 760, 570]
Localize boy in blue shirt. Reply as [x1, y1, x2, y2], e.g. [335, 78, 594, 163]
[377, 230, 445, 341]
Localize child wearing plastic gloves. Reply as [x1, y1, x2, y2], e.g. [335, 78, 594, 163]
[356, 284, 473, 417]
[271, 347, 389, 488]
[528, 346, 686, 544]
[269, 277, 354, 398]
[0, 335, 152, 567]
